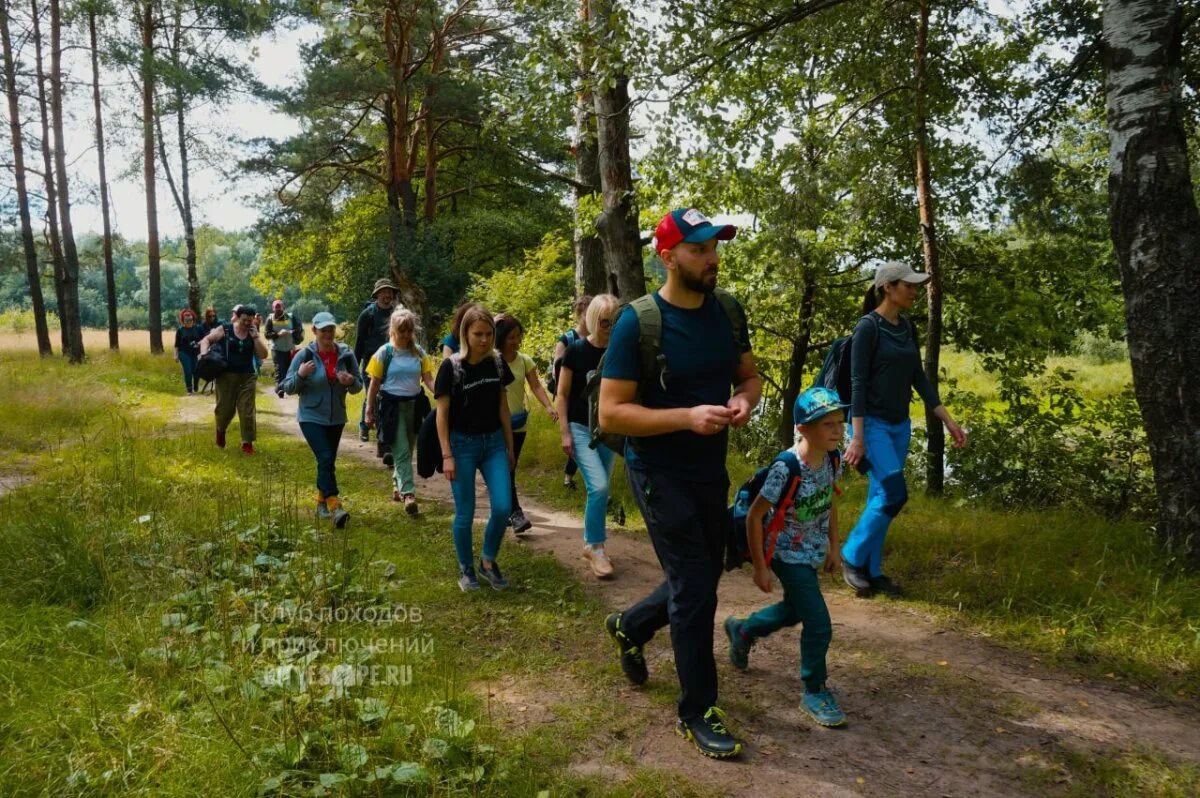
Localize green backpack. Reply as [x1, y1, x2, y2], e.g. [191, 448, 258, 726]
[586, 289, 744, 456]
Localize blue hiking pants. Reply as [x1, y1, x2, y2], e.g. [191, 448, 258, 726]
[841, 416, 911, 577]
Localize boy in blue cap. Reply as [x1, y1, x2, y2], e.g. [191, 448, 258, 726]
[724, 386, 848, 728]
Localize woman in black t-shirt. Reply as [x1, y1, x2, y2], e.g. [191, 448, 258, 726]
[435, 306, 516, 592]
[555, 293, 620, 579]
[200, 305, 268, 454]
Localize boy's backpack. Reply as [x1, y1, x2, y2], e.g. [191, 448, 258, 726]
[586, 289, 744, 456]
[725, 449, 841, 571]
[811, 313, 917, 405]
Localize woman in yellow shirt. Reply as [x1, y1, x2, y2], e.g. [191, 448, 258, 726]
[365, 309, 435, 515]
[495, 313, 558, 533]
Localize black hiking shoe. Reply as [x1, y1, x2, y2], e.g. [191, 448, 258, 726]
[676, 707, 743, 759]
[724, 616, 752, 671]
[510, 509, 533, 535]
[869, 574, 903, 596]
[605, 612, 647, 686]
[842, 562, 874, 597]
[359, 424, 369, 442]
[382, 452, 395, 467]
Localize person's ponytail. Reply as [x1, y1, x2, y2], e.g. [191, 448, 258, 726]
[861, 285, 879, 316]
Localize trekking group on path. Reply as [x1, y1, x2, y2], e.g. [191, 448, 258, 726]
[178, 206, 967, 760]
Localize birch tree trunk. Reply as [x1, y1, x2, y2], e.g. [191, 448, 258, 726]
[914, 0, 945, 494]
[1103, 0, 1200, 566]
[50, 0, 84, 363]
[1, 0, 52, 355]
[30, 0, 66, 349]
[89, 9, 118, 349]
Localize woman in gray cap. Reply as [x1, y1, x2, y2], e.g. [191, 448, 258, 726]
[840, 261, 966, 597]
[283, 311, 363, 528]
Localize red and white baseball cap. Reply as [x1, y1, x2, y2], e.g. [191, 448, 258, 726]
[654, 208, 737, 254]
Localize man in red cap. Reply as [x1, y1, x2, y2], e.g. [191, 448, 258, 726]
[266, 299, 303, 398]
[598, 208, 761, 759]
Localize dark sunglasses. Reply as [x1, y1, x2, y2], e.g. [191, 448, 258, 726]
[597, 318, 613, 330]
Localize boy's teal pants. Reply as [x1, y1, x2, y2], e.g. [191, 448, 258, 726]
[741, 560, 831, 690]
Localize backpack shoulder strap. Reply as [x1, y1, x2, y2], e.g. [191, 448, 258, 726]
[712, 288, 745, 349]
[629, 294, 664, 391]
[773, 450, 807, 507]
[381, 343, 394, 376]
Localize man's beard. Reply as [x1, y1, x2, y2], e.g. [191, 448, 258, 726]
[680, 269, 717, 295]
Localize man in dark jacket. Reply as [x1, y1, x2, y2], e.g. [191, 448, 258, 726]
[354, 278, 400, 441]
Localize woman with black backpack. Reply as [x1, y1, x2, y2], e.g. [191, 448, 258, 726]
[200, 304, 268, 454]
[841, 262, 967, 597]
[435, 305, 516, 592]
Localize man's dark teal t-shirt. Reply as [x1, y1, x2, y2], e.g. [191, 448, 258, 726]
[601, 291, 751, 481]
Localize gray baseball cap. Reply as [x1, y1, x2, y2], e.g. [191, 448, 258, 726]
[874, 260, 931, 288]
[311, 312, 338, 329]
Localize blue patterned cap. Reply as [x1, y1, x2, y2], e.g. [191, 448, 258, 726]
[794, 386, 849, 425]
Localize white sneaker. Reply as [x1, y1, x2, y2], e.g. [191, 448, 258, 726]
[583, 544, 614, 579]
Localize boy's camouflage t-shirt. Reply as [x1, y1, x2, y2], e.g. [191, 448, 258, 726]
[761, 450, 842, 567]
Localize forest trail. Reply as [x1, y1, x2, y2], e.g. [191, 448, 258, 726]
[261, 385, 1200, 797]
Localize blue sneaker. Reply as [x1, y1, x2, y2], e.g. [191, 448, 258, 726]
[478, 560, 508, 591]
[458, 565, 480, 592]
[724, 616, 752, 671]
[800, 689, 846, 728]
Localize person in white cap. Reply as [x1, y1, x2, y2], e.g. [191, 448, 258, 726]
[282, 311, 363, 529]
[840, 261, 967, 597]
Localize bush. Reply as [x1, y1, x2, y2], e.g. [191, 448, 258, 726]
[0, 308, 57, 334]
[945, 364, 1153, 517]
[1073, 330, 1129, 364]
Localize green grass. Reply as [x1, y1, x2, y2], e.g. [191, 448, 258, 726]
[939, 349, 1133, 403]
[0, 349, 702, 796]
[1, 345, 1195, 795]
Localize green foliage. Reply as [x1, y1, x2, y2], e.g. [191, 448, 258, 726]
[469, 232, 575, 361]
[944, 365, 1153, 517]
[0, 349, 699, 796]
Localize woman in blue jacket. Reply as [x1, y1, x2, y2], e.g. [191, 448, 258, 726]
[282, 311, 363, 528]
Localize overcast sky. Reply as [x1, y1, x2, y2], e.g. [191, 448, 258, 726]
[54, 24, 318, 241]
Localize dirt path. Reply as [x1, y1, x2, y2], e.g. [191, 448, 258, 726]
[258, 386, 1200, 797]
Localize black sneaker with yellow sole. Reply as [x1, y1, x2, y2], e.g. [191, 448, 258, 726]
[604, 612, 647, 686]
[676, 706, 743, 759]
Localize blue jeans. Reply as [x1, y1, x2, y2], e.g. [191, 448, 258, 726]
[841, 416, 911, 577]
[299, 422, 345, 498]
[569, 422, 615, 545]
[178, 350, 198, 392]
[449, 429, 512, 569]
